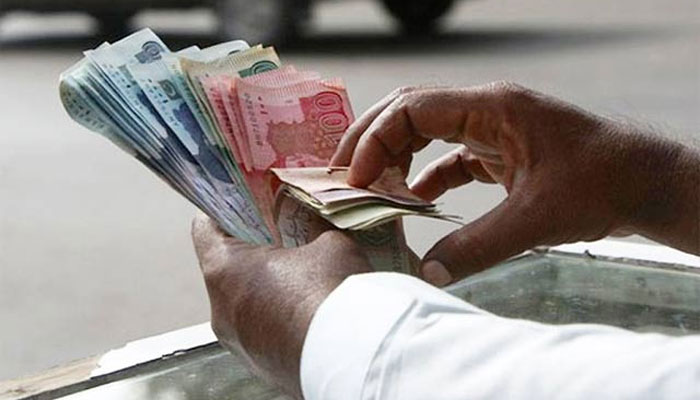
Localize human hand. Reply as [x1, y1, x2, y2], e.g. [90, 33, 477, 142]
[191, 213, 372, 398]
[331, 82, 696, 286]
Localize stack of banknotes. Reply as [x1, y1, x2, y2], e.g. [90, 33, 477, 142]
[59, 28, 451, 273]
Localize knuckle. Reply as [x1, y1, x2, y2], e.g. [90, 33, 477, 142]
[392, 85, 418, 98]
[487, 81, 537, 121]
[393, 92, 412, 108]
[393, 89, 425, 110]
[489, 81, 529, 102]
[392, 94, 419, 122]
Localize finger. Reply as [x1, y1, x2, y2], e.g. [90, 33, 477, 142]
[468, 161, 498, 184]
[331, 86, 423, 167]
[421, 195, 552, 286]
[347, 87, 498, 187]
[191, 212, 256, 271]
[409, 146, 497, 201]
[396, 148, 413, 178]
[410, 147, 475, 201]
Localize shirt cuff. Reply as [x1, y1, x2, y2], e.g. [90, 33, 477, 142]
[299, 272, 483, 400]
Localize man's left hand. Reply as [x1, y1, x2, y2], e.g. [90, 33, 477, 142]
[191, 213, 372, 398]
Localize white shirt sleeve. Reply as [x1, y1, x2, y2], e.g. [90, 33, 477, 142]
[300, 272, 700, 400]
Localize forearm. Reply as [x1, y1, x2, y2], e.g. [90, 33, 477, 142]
[618, 129, 700, 254]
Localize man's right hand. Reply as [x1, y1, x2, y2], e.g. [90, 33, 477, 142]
[331, 82, 699, 286]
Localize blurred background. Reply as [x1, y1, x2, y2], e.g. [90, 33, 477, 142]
[0, 0, 698, 382]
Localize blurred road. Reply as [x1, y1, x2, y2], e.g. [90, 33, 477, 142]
[1, 0, 698, 381]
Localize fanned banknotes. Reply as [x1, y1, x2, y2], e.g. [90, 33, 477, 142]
[59, 29, 449, 274]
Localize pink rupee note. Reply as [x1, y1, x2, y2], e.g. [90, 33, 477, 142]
[217, 68, 321, 172]
[235, 78, 355, 171]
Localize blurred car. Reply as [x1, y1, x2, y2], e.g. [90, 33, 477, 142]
[0, 0, 456, 44]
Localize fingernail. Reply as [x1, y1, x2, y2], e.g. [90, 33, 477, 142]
[421, 260, 452, 287]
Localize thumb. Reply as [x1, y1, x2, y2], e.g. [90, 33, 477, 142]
[421, 197, 550, 286]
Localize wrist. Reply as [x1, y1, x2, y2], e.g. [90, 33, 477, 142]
[612, 126, 700, 253]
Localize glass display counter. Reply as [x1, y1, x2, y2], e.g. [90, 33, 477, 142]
[2, 240, 698, 400]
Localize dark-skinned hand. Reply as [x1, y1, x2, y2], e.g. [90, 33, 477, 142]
[331, 82, 699, 286]
[192, 213, 371, 399]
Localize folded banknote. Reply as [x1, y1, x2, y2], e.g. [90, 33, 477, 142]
[59, 28, 448, 274]
[270, 167, 460, 230]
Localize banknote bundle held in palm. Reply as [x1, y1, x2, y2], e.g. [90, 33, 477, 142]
[60, 28, 449, 248]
